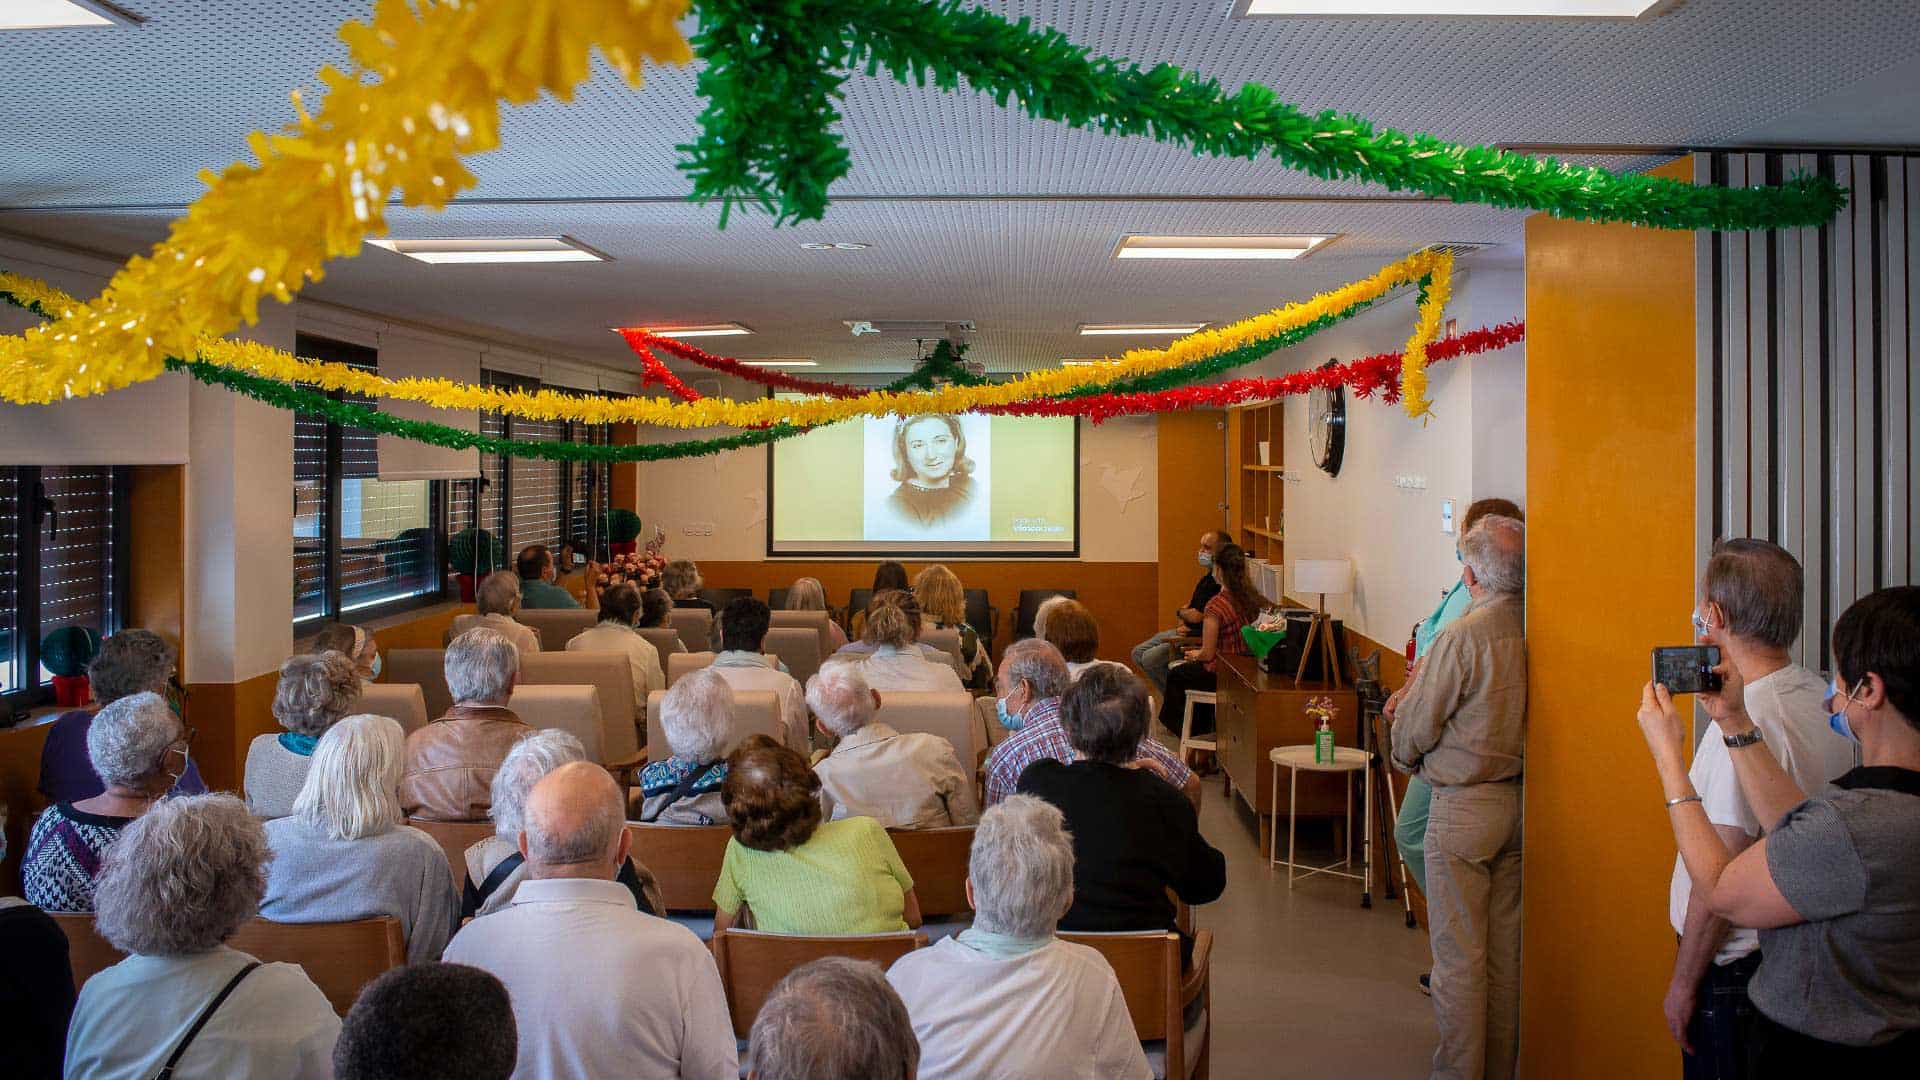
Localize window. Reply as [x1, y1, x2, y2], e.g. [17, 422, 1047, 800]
[292, 335, 445, 627]
[1, 466, 128, 709]
[452, 371, 612, 573]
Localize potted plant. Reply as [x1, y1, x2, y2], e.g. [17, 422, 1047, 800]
[602, 508, 644, 556]
[447, 527, 504, 602]
[41, 625, 102, 708]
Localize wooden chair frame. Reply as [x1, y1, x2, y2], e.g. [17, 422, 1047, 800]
[711, 928, 926, 1038]
[1059, 928, 1213, 1080]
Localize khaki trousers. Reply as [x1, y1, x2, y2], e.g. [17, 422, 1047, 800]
[1424, 781, 1524, 1080]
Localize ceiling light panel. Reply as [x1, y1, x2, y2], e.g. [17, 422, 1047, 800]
[1114, 234, 1335, 260]
[367, 236, 609, 264]
[1, 1, 134, 29]
[649, 323, 754, 338]
[740, 359, 818, 367]
[1077, 323, 1205, 336]
[1238, 1, 1669, 16]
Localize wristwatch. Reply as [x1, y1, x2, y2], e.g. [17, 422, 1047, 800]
[1722, 730, 1765, 749]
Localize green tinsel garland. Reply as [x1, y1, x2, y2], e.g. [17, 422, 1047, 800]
[681, 0, 1845, 231]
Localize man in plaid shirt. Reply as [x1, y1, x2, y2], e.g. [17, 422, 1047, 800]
[983, 639, 1200, 808]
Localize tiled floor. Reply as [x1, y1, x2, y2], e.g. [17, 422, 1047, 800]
[1193, 774, 1438, 1078]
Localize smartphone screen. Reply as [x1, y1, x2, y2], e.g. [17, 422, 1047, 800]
[1652, 646, 1722, 694]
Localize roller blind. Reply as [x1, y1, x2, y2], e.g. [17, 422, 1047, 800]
[376, 335, 481, 481]
[36, 468, 117, 656]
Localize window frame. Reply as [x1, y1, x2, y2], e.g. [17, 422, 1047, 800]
[463, 372, 610, 566]
[2, 465, 131, 716]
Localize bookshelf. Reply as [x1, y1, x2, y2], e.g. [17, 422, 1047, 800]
[1227, 400, 1285, 579]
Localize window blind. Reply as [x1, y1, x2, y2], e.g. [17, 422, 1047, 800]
[0, 471, 17, 694]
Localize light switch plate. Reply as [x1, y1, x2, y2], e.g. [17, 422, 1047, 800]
[1441, 498, 1456, 535]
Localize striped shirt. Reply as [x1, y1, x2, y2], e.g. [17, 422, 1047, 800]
[982, 698, 1193, 806]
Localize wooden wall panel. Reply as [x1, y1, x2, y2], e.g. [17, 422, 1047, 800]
[1156, 412, 1227, 633]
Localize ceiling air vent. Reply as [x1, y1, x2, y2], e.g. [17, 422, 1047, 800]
[1417, 242, 1492, 259]
[844, 319, 976, 339]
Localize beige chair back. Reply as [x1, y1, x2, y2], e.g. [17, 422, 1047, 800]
[636, 626, 685, 657]
[668, 608, 712, 653]
[517, 652, 637, 758]
[509, 684, 613, 759]
[887, 826, 974, 918]
[712, 929, 927, 1039]
[646, 689, 782, 760]
[356, 682, 430, 735]
[769, 609, 833, 658]
[919, 626, 964, 664]
[448, 612, 541, 650]
[516, 608, 599, 651]
[228, 916, 407, 1016]
[664, 651, 783, 688]
[874, 690, 979, 765]
[763, 627, 823, 690]
[406, 816, 491, 888]
[1058, 929, 1213, 1080]
[384, 649, 451, 719]
[626, 822, 732, 911]
[976, 695, 1013, 750]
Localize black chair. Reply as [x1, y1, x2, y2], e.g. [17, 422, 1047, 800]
[768, 587, 789, 610]
[699, 587, 755, 611]
[846, 588, 875, 623]
[963, 588, 997, 650]
[1013, 589, 1076, 640]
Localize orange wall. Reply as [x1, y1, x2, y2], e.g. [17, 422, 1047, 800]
[1157, 411, 1227, 629]
[1520, 157, 1697, 1078]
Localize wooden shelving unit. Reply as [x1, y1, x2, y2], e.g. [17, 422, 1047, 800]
[1227, 401, 1285, 573]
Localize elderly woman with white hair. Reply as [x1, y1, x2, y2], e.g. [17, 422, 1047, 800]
[38, 627, 207, 803]
[63, 794, 340, 1078]
[886, 795, 1151, 1079]
[809, 661, 977, 829]
[463, 729, 664, 917]
[245, 651, 362, 819]
[636, 667, 735, 825]
[22, 691, 188, 912]
[260, 714, 460, 962]
[784, 575, 850, 652]
[401, 628, 533, 822]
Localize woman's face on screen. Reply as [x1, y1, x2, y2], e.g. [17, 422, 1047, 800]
[903, 418, 958, 483]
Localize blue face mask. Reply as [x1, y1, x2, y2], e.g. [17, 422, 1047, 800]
[1197, 551, 1213, 569]
[368, 652, 383, 680]
[1825, 679, 1862, 743]
[996, 694, 1024, 732]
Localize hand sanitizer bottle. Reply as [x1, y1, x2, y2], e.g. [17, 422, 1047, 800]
[1315, 714, 1335, 765]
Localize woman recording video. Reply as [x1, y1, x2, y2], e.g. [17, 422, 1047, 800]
[1637, 585, 1920, 1076]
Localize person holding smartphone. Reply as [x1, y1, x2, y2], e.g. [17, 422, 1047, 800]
[1638, 585, 1920, 1077]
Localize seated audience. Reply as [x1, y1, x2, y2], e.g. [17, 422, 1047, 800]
[65, 795, 340, 1078]
[1159, 542, 1262, 738]
[333, 962, 518, 1080]
[566, 581, 666, 702]
[1030, 593, 1074, 641]
[710, 596, 810, 751]
[1131, 529, 1232, 693]
[39, 628, 206, 803]
[713, 736, 922, 935]
[401, 628, 533, 821]
[639, 586, 685, 651]
[311, 621, 382, 684]
[1042, 598, 1132, 683]
[809, 661, 979, 829]
[1019, 666, 1227, 964]
[848, 591, 966, 693]
[467, 729, 662, 916]
[849, 560, 912, 640]
[748, 957, 920, 1080]
[517, 543, 592, 610]
[23, 691, 186, 912]
[665, 558, 713, 610]
[444, 763, 737, 1079]
[1639, 585, 1920, 1072]
[888, 796, 1151, 1079]
[984, 640, 1196, 808]
[460, 570, 542, 655]
[784, 575, 850, 652]
[637, 668, 734, 825]
[0, 892, 76, 1079]
[261, 713, 460, 963]
[914, 564, 991, 689]
[247, 651, 362, 819]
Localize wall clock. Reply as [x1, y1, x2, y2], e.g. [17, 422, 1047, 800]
[1308, 370, 1346, 477]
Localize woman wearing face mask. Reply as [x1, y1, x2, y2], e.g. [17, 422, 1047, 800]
[1157, 543, 1265, 744]
[312, 622, 381, 685]
[1638, 586, 1920, 1075]
[21, 692, 191, 912]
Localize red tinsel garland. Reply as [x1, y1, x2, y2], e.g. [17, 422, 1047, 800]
[617, 329, 707, 402]
[984, 321, 1525, 423]
[625, 331, 868, 398]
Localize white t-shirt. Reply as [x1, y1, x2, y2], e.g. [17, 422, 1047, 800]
[1668, 664, 1857, 963]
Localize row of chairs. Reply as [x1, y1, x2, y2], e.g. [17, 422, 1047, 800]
[693, 586, 1078, 645]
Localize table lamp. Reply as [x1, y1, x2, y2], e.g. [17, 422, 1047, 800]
[1292, 558, 1353, 688]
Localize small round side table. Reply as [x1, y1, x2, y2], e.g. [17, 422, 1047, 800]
[1268, 744, 1375, 907]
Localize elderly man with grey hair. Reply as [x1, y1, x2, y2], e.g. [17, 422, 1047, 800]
[1388, 513, 1529, 1080]
[449, 569, 543, 656]
[39, 627, 207, 803]
[637, 667, 736, 825]
[887, 795, 1150, 1078]
[463, 729, 664, 917]
[401, 628, 533, 822]
[983, 638, 1197, 808]
[445, 762, 737, 1080]
[245, 650, 362, 819]
[809, 661, 978, 829]
[749, 957, 920, 1080]
[23, 690, 188, 912]
[64, 794, 340, 1078]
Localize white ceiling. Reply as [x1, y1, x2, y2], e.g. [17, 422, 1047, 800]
[1, 0, 1917, 373]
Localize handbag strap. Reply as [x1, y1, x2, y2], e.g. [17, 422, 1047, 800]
[475, 852, 525, 903]
[153, 961, 261, 1080]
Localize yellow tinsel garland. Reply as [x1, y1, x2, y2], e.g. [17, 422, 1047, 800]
[0, 0, 691, 405]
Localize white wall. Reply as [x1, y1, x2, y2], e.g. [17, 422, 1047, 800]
[1268, 267, 1526, 648]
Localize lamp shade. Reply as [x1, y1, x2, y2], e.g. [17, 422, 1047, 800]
[1294, 558, 1353, 597]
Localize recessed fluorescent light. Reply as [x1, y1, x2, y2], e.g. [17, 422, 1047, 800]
[1237, 1, 1669, 16]
[1, 0, 139, 29]
[1060, 360, 1108, 367]
[798, 242, 872, 251]
[1114, 234, 1335, 261]
[650, 323, 754, 339]
[366, 236, 609, 264]
[1077, 323, 1205, 336]
[740, 359, 818, 367]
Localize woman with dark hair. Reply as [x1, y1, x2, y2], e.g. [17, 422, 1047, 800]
[1639, 585, 1920, 1074]
[850, 561, 912, 641]
[885, 414, 977, 529]
[1158, 542, 1266, 738]
[565, 581, 665, 700]
[710, 735, 921, 936]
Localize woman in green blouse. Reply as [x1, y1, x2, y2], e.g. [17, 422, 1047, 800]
[711, 735, 922, 935]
